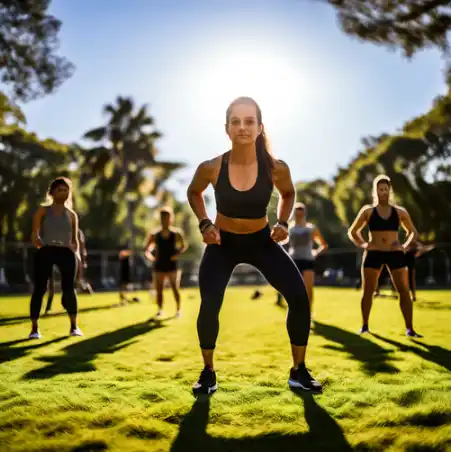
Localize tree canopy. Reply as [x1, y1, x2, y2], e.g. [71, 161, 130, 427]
[322, 0, 451, 57]
[0, 0, 74, 102]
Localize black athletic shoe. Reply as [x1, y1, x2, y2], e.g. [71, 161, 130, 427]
[288, 365, 322, 392]
[406, 328, 423, 338]
[192, 366, 218, 395]
[359, 325, 370, 335]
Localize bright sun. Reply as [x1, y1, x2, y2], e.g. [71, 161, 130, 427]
[194, 51, 303, 126]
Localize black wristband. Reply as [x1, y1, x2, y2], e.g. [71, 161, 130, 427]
[277, 220, 289, 229]
[199, 218, 213, 233]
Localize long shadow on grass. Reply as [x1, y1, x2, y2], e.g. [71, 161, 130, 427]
[372, 334, 451, 372]
[171, 391, 353, 452]
[22, 319, 166, 379]
[0, 303, 124, 327]
[0, 337, 67, 365]
[313, 321, 399, 375]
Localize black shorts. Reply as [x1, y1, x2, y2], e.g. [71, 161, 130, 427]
[293, 259, 315, 273]
[154, 260, 177, 273]
[363, 250, 406, 271]
[405, 251, 416, 269]
[120, 258, 131, 284]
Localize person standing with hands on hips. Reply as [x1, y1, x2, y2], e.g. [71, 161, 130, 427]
[187, 96, 321, 396]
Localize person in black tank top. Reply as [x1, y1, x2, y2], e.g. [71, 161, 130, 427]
[348, 175, 422, 338]
[144, 207, 188, 319]
[187, 96, 321, 395]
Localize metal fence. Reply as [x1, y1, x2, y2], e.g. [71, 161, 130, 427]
[1, 242, 450, 294]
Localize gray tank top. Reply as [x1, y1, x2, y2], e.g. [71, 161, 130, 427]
[289, 224, 314, 260]
[40, 207, 73, 247]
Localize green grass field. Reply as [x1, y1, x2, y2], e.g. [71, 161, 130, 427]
[1, 287, 450, 452]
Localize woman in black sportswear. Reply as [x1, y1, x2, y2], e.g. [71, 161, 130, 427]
[144, 207, 188, 319]
[29, 177, 82, 338]
[187, 96, 320, 395]
[348, 175, 422, 337]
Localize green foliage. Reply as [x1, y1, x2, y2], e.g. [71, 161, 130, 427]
[0, 0, 74, 102]
[332, 89, 451, 242]
[323, 0, 451, 58]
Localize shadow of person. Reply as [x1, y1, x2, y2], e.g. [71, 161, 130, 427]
[0, 303, 126, 327]
[0, 337, 67, 365]
[313, 321, 399, 375]
[372, 333, 451, 373]
[22, 320, 166, 379]
[170, 391, 354, 452]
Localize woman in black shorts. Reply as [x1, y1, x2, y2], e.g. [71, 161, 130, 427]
[144, 207, 188, 319]
[348, 175, 422, 337]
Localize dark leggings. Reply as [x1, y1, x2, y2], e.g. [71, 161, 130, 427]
[197, 226, 311, 349]
[30, 246, 78, 319]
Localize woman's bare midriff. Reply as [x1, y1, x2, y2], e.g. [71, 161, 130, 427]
[367, 231, 403, 251]
[215, 213, 268, 234]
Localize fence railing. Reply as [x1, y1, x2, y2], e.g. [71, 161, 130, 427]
[1, 242, 450, 294]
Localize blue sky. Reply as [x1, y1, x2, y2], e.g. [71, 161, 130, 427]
[21, 0, 446, 211]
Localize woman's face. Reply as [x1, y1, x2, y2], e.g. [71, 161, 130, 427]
[376, 182, 390, 203]
[226, 103, 262, 146]
[51, 183, 70, 204]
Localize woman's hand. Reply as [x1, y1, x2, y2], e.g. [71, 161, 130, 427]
[202, 225, 221, 245]
[32, 234, 43, 249]
[271, 224, 288, 243]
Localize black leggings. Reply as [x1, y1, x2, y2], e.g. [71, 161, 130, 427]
[30, 246, 78, 319]
[197, 225, 311, 349]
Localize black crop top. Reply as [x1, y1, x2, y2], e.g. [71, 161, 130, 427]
[368, 206, 400, 231]
[155, 230, 177, 261]
[214, 148, 274, 219]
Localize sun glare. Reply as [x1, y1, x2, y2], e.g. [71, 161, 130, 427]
[194, 50, 304, 127]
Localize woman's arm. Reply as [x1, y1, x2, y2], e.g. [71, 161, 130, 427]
[187, 160, 215, 221]
[69, 210, 80, 253]
[272, 160, 296, 224]
[31, 207, 46, 248]
[398, 207, 419, 250]
[312, 226, 328, 258]
[348, 206, 371, 248]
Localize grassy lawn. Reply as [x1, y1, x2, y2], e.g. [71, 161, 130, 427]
[0, 286, 450, 452]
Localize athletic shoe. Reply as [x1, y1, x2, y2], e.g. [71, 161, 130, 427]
[175, 311, 182, 319]
[192, 366, 218, 395]
[70, 327, 84, 337]
[359, 325, 370, 335]
[155, 311, 163, 320]
[406, 328, 423, 338]
[288, 365, 322, 392]
[28, 331, 41, 339]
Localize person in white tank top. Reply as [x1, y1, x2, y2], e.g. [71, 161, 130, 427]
[287, 202, 328, 326]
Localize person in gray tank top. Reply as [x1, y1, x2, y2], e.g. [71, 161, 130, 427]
[29, 177, 83, 339]
[287, 202, 328, 326]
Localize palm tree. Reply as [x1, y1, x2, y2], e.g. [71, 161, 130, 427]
[82, 96, 184, 247]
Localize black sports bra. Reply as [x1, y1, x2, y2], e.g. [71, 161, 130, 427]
[368, 206, 399, 231]
[214, 148, 274, 219]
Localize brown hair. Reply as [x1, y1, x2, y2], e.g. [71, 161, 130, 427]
[159, 206, 173, 217]
[43, 177, 73, 209]
[226, 96, 274, 171]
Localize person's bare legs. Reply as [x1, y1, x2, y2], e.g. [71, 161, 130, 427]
[389, 267, 420, 336]
[360, 267, 381, 333]
[302, 270, 315, 326]
[168, 270, 182, 316]
[154, 272, 165, 317]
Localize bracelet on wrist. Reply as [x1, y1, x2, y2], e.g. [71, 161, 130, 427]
[199, 218, 214, 233]
[277, 220, 289, 229]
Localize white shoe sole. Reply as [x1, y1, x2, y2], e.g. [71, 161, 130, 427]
[288, 379, 322, 392]
[193, 382, 218, 394]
